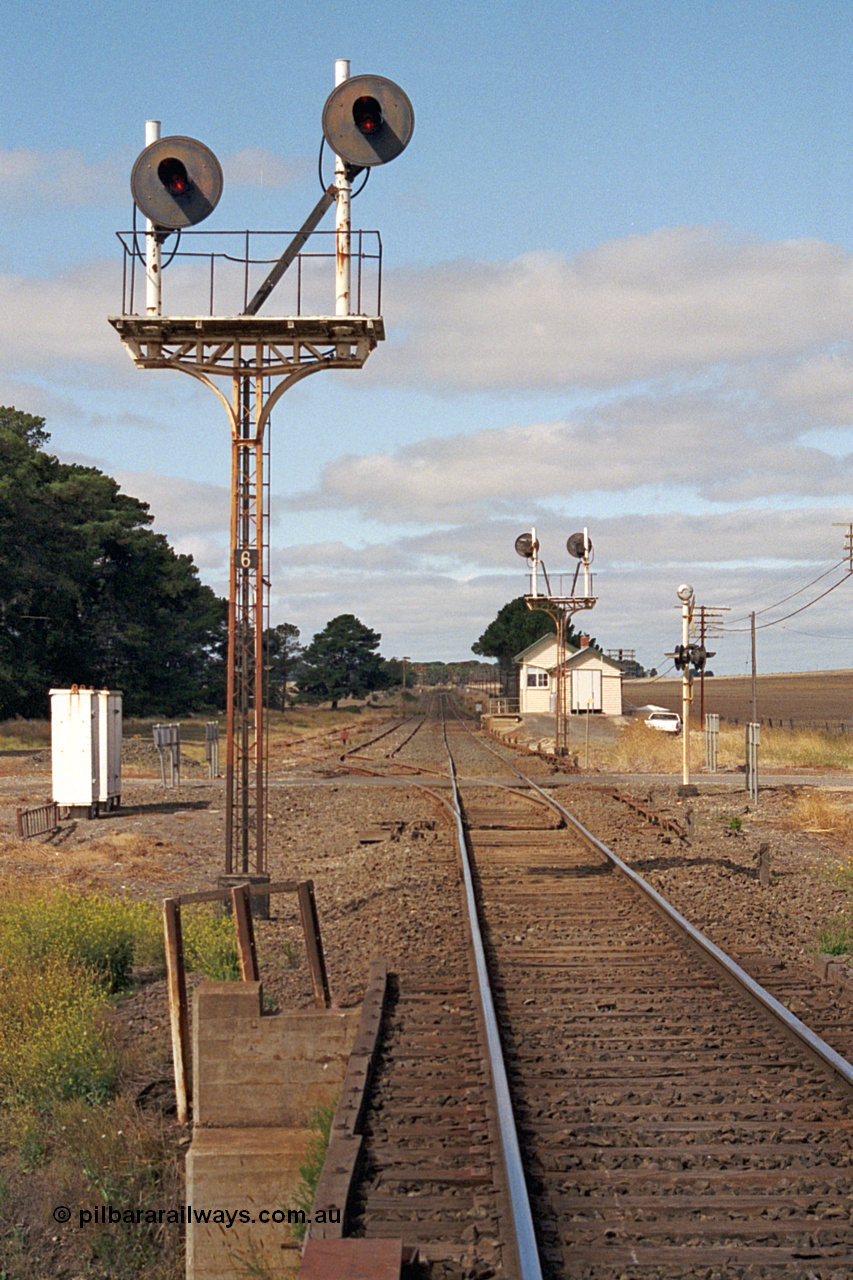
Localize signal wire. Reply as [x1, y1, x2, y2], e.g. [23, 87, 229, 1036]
[130, 203, 181, 269]
[317, 138, 370, 198]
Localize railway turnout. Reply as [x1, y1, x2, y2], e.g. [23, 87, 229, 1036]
[331, 695, 853, 1280]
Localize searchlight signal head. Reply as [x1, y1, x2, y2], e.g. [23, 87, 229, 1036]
[322, 75, 415, 168]
[515, 532, 539, 559]
[566, 532, 589, 560]
[131, 135, 223, 229]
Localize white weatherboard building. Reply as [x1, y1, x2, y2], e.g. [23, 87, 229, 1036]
[515, 634, 623, 716]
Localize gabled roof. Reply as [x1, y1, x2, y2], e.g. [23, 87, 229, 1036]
[550, 647, 624, 673]
[515, 632, 623, 673]
[514, 632, 577, 664]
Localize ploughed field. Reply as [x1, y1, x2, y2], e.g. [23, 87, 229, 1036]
[627, 668, 853, 728]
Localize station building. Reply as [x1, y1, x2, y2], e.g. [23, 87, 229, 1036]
[515, 633, 624, 716]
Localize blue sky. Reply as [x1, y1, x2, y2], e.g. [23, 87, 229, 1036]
[3, 1, 853, 673]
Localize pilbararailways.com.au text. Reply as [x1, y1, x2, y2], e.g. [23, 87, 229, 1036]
[63, 1205, 341, 1230]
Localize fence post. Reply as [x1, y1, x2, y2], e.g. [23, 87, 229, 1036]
[298, 879, 331, 1008]
[231, 884, 260, 982]
[163, 898, 191, 1125]
[704, 713, 719, 773]
[745, 722, 759, 805]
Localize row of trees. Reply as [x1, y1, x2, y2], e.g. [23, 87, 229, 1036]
[0, 407, 227, 719]
[267, 619, 503, 708]
[0, 407, 419, 719]
[7, 404, 599, 717]
[266, 616, 421, 710]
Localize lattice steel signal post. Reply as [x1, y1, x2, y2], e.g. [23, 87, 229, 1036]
[110, 64, 414, 877]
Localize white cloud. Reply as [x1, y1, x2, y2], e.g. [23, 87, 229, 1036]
[3, 221, 852, 674]
[0, 260, 126, 369]
[113, 469, 230, 536]
[0, 149, 125, 207]
[772, 351, 853, 426]
[271, 568, 514, 658]
[289, 386, 853, 525]
[0, 145, 305, 209]
[393, 508, 850, 574]
[257, 504, 853, 668]
[0, 147, 128, 207]
[381, 228, 853, 391]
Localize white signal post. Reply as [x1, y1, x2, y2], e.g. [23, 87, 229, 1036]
[335, 59, 351, 316]
[677, 583, 695, 792]
[144, 120, 162, 316]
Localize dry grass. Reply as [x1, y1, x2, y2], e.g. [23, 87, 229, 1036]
[266, 706, 393, 763]
[701, 724, 853, 770]
[597, 721, 686, 772]
[782, 792, 853, 839]
[0, 1094, 183, 1280]
[0, 832, 183, 883]
[0, 718, 50, 752]
[591, 721, 853, 774]
[748, 727, 853, 769]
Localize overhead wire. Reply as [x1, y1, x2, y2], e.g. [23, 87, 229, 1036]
[776, 627, 852, 640]
[727, 571, 853, 632]
[727, 558, 847, 626]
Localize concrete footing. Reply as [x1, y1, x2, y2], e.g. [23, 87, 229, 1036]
[186, 981, 358, 1280]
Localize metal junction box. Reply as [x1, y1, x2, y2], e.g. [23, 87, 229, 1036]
[50, 687, 123, 817]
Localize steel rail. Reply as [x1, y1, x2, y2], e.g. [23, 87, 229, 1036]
[387, 713, 427, 757]
[456, 709, 853, 1092]
[344, 711, 424, 756]
[439, 697, 544, 1280]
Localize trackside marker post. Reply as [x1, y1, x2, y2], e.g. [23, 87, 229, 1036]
[163, 898, 190, 1125]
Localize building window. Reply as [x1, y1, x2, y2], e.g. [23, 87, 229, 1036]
[527, 670, 549, 688]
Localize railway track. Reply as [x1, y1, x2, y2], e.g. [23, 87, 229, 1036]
[271, 695, 435, 778]
[345, 697, 853, 1280]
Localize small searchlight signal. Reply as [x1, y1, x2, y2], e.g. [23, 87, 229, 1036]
[131, 135, 223, 229]
[515, 532, 539, 559]
[566, 532, 591, 560]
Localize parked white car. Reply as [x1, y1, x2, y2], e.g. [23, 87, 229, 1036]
[644, 710, 682, 733]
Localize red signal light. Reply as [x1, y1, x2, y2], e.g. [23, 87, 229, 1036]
[352, 95, 383, 137]
[157, 156, 191, 197]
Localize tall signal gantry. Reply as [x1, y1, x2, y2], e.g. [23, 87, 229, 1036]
[514, 528, 597, 756]
[111, 65, 414, 881]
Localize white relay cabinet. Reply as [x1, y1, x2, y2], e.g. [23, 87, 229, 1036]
[50, 687, 122, 817]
